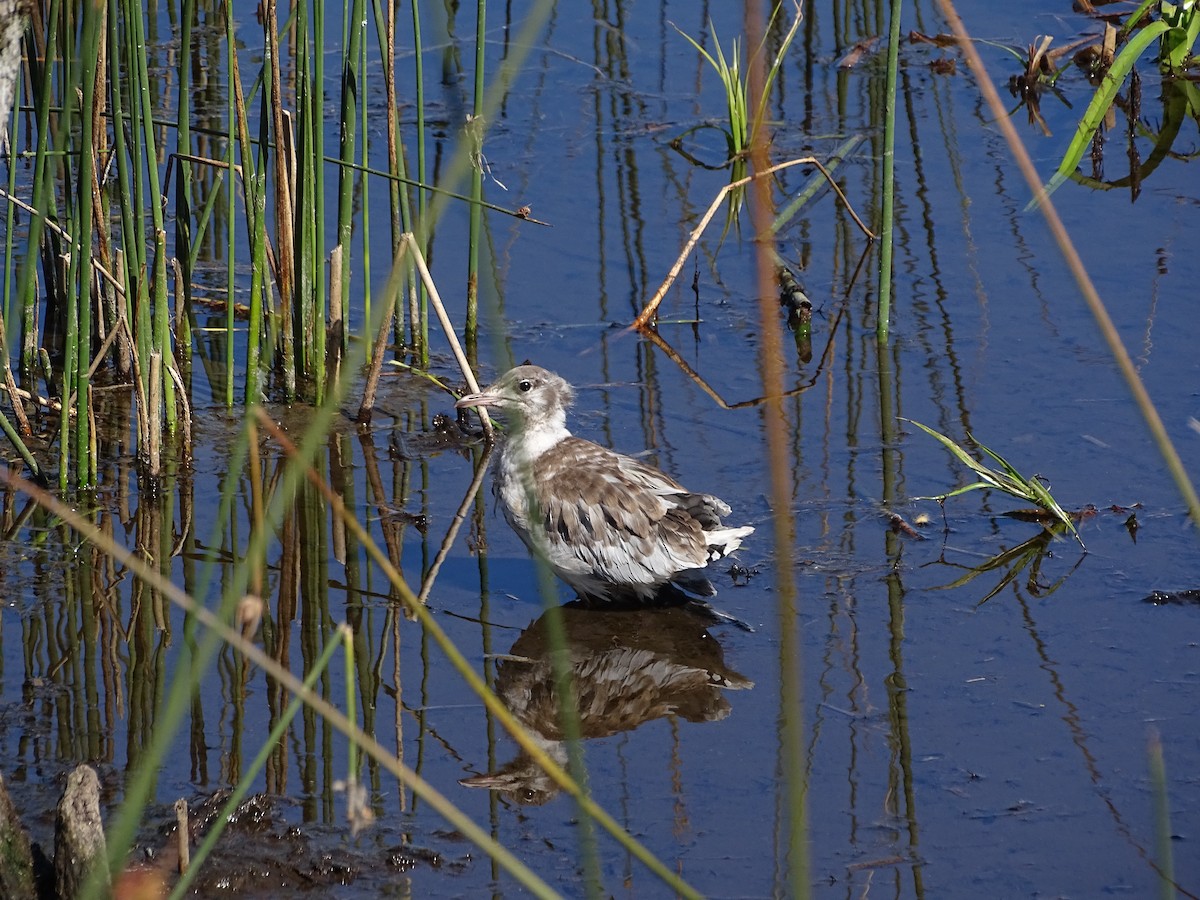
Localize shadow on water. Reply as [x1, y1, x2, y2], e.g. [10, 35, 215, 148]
[461, 604, 752, 807]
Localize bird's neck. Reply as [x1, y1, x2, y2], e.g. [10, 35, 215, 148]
[505, 416, 571, 464]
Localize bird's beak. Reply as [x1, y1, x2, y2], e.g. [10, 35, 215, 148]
[455, 390, 500, 410]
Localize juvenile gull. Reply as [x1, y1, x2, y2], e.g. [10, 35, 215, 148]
[456, 365, 754, 603]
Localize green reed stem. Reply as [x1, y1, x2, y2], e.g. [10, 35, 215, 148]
[18, 0, 59, 379]
[56, 3, 80, 490]
[343, 623, 358, 779]
[247, 94, 268, 400]
[71, 0, 103, 488]
[313, 0, 327, 389]
[373, 0, 410, 348]
[335, 0, 365, 351]
[295, 0, 324, 401]
[359, 28, 371, 338]
[175, 0, 194, 357]
[107, 0, 138, 392]
[2, 64, 18, 330]
[877, 0, 901, 341]
[411, 0, 428, 362]
[0, 407, 41, 481]
[225, 19, 236, 407]
[130, 0, 175, 437]
[465, 0, 485, 363]
[222, 7, 266, 403]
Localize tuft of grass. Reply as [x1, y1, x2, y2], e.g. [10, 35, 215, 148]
[672, 2, 802, 222]
[902, 418, 1084, 548]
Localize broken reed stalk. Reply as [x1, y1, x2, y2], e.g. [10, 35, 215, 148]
[173, 799, 189, 875]
[0, 311, 31, 436]
[631, 155, 874, 329]
[147, 350, 162, 474]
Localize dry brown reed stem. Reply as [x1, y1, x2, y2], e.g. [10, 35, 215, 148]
[356, 291, 397, 425]
[266, 0, 293, 313]
[226, 30, 280, 288]
[417, 442, 492, 604]
[0, 469, 559, 899]
[401, 232, 494, 440]
[0, 312, 30, 435]
[147, 352, 162, 474]
[936, 0, 1200, 529]
[165, 363, 193, 462]
[631, 156, 874, 330]
[743, 1, 810, 892]
[355, 251, 400, 426]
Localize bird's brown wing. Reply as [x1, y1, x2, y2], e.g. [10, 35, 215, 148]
[535, 438, 710, 580]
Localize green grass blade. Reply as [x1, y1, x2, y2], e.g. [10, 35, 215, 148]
[1034, 20, 1170, 206]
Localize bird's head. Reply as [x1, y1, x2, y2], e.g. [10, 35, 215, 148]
[456, 365, 575, 433]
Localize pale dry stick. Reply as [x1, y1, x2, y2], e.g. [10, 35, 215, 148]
[417, 441, 492, 604]
[254, 409, 702, 900]
[632, 156, 875, 329]
[0, 381, 63, 412]
[0, 188, 126, 297]
[402, 231, 494, 440]
[936, 0, 1200, 529]
[0, 469, 562, 900]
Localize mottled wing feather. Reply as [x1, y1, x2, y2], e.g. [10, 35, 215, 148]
[536, 439, 710, 585]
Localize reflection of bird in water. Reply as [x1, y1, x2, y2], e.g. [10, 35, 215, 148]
[455, 365, 754, 603]
[460, 604, 752, 806]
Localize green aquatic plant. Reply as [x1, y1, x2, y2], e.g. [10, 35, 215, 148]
[1040, 0, 1200, 202]
[672, 2, 802, 222]
[903, 418, 1084, 548]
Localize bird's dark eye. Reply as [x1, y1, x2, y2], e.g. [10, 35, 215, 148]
[518, 380, 533, 393]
